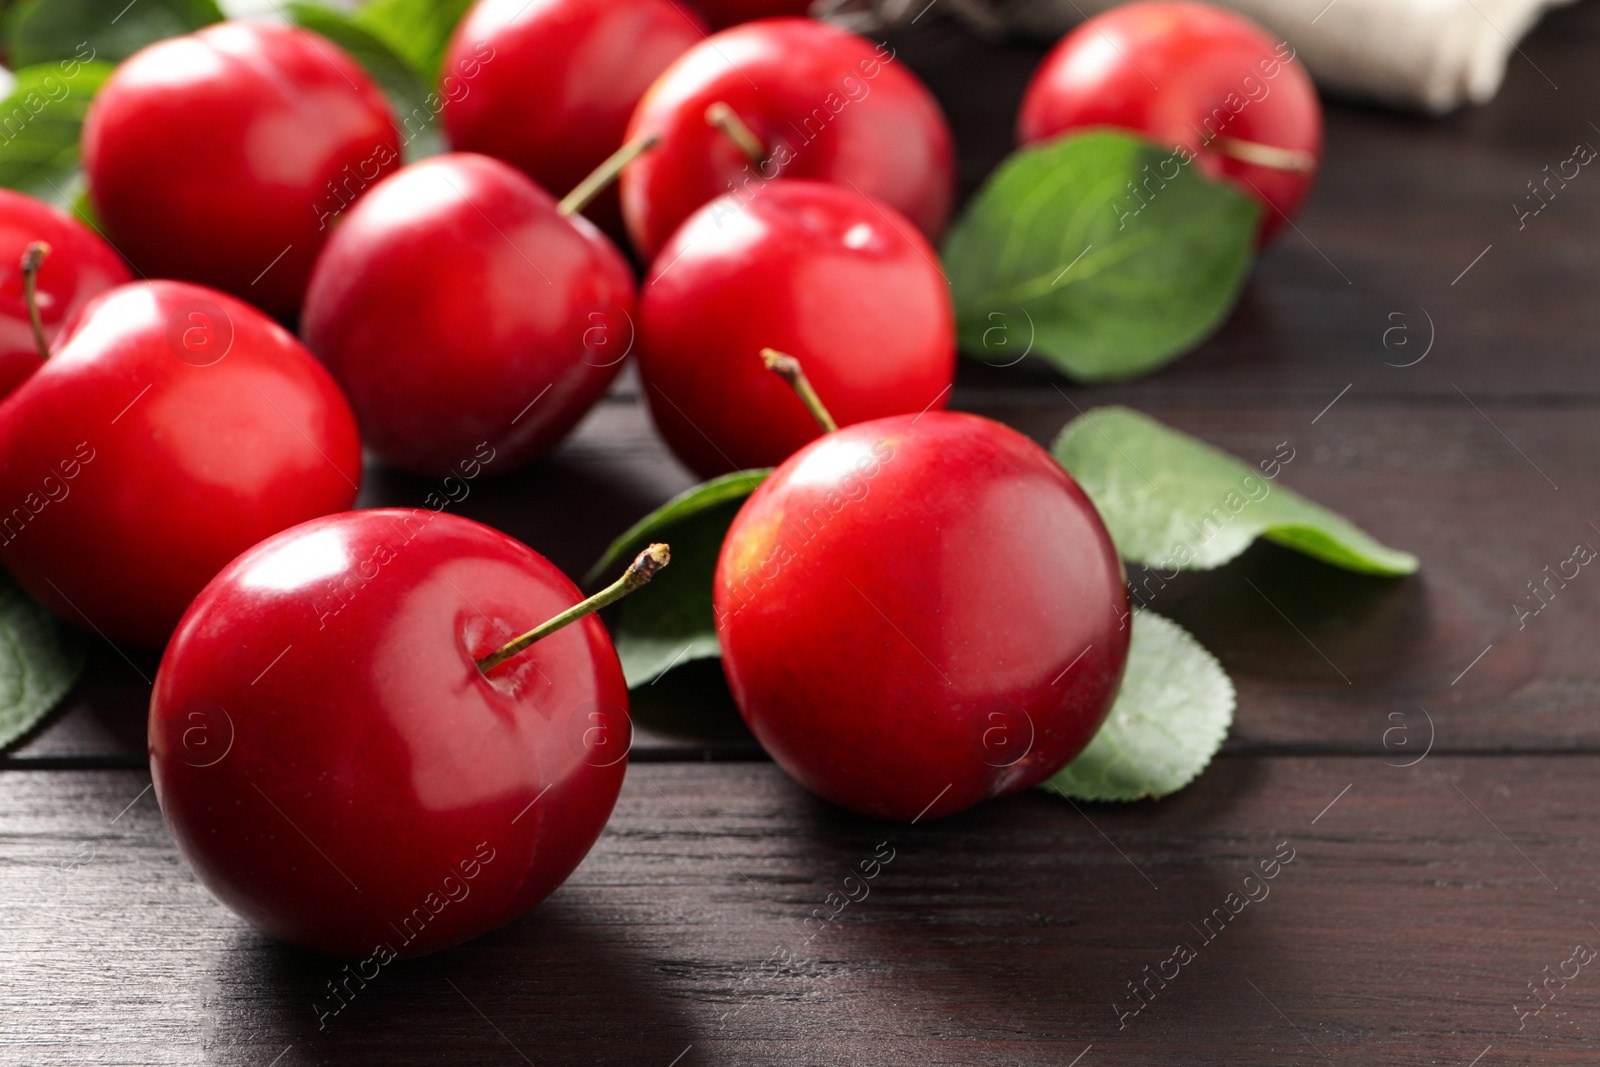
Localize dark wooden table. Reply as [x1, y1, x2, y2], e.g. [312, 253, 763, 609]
[7, 5, 1600, 1064]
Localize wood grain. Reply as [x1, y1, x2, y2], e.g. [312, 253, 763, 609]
[1, 761, 1595, 1065]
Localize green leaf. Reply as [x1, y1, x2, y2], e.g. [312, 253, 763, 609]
[0, 61, 115, 207]
[70, 183, 100, 230]
[1041, 610, 1232, 802]
[587, 471, 771, 689]
[7, 0, 223, 68]
[943, 131, 1259, 382]
[352, 0, 475, 85]
[287, 2, 441, 159]
[585, 469, 772, 585]
[0, 571, 88, 750]
[1052, 405, 1419, 576]
[614, 496, 745, 688]
[616, 628, 724, 693]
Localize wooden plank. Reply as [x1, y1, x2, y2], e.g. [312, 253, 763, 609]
[1, 758, 1595, 1064]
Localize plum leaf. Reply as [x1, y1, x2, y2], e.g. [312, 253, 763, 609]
[352, 0, 475, 85]
[286, 2, 441, 159]
[1041, 610, 1232, 802]
[944, 131, 1258, 381]
[586, 470, 771, 689]
[0, 62, 115, 207]
[1053, 405, 1418, 575]
[7, 0, 223, 68]
[0, 571, 88, 750]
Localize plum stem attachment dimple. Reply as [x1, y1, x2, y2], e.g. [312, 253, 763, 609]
[476, 543, 670, 674]
[1211, 136, 1317, 175]
[705, 101, 766, 166]
[20, 241, 50, 362]
[558, 134, 661, 218]
[761, 348, 838, 433]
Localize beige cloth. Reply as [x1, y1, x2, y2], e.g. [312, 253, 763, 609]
[829, 0, 1578, 113]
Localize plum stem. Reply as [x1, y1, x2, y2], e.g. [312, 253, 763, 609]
[476, 544, 670, 674]
[705, 101, 766, 166]
[1211, 137, 1316, 175]
[761, 348, 838, 433]
[20, 241, 49, 361]
[558, 134, 661, 218]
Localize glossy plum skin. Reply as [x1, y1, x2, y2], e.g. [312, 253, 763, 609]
[1016, 0, 1322, 242]
[639, 180, 953, 478]
[441, 0, 706, 237]
[301, 153, 635, 477]
[151, 509, 629, 959]
[81, 21, 399, 318]
[0, 189, 131, 397]
[714, 412, 1130, 821]
[0, 280, 361, 648]
[619, 18, 955, 261]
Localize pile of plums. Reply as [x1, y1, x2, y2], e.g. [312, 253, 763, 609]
[0, 0, 1317, 957]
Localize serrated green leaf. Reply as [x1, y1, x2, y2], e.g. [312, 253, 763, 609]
[0, 61, 114, 206]
[287, 2, 441, 159]
[944, 131, 1258, 382]
[7, 0, 222, 68]
[1041, 610, 1232, 802]
[0, 571, 88, 749]
[587, 471, 770, 689]
[585, 469, 772, 586]
[1053, 405, 1418, 576]
[352, 0, 474, 85]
